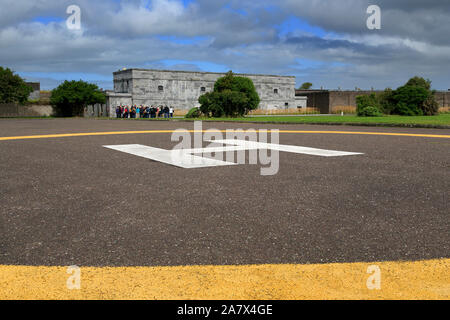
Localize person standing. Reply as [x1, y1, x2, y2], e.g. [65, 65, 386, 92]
[169, 106, 174, 118]
[116, 106, 121, 118]
[151, 106, 156, 118]
[136, 105, 141, 118]
[143, 106, 148, 118]
[124, 106, 129, 118]
[163, 105, 169, 118]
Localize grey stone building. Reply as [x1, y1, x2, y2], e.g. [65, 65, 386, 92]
[106, 68, 297, 116]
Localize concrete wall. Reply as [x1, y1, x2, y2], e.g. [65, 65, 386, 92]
[295, 90, 330, 113]
[109, 69, 296, 116]
[84, 104, 108, 117]
[329, 91, 374, 109]
[0, 103, 53, 117]
[435, 91, 450, 108]
[295, 96, 307, 109]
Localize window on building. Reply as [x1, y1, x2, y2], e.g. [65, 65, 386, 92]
[285, 102, 289, 107]
[201, 87, 206, 92]
[158, 85, 164, 92]
[274, 88, 278, 94]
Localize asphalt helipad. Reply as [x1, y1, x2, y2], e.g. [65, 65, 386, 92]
[0, 118, 449, 299]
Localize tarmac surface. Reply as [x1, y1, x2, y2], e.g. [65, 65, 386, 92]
[0, 118, 448, 268]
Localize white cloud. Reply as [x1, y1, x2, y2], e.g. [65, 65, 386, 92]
[0, 0, 448, 90]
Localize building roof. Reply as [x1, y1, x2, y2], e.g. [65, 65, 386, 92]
[113, 68, 295, 79]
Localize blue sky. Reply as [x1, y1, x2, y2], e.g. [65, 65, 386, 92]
[0, 0, 449, 90]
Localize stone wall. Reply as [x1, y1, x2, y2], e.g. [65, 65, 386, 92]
[109, 69, 296, 116]
[84, 104, 108, 117]
[435, 91, 450, 108]
[0, 103, 53, 117]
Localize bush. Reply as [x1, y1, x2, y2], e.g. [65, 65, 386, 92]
[422, 91, 440, 115]
[356, 76, 439, 117]
[392, 85, 429, 116]
[199, 92, 224, 117]
[378, 88, 395, 115]
[356, 93, 381, 115]
[391, 77, 438, 116]
[405, 76, 431, 90]
[0, 66, 33, 104]
[358, 106, 382, 117]
[185, 107, 202, 118]
[199, 71, 260, 117]
[50, 80, 106, 117]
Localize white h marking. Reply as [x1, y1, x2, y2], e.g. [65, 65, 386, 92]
[104, 140, 363, 169]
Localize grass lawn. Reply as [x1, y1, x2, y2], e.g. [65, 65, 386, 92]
[3, 114, 450, 128]
[181, 114, 450, 128]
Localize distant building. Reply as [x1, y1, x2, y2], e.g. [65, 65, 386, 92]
[105, 68, 298, 116]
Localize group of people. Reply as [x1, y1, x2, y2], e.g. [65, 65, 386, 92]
[115, 105, 175, 119]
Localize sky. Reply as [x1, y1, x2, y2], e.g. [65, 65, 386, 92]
[0, 0, 449, 90]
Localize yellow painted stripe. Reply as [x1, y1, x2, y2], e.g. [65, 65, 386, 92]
[0, 259, 448, 300]
[0, 130, 449, 141]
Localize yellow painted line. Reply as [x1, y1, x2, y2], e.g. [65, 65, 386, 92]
[0, 130, 449, 141]
[0, 259, 448, 300]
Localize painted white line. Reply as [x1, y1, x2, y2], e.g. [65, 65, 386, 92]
[209, 139, 364, 157]
[103, 144, 237, 168]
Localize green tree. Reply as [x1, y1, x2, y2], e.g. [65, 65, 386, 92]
[392, 85, 429, 116]
[405, 76, 431, 91]
[199, 71, 260, 117]
[199, 92, 224, 117]
[50, 80, 106, 117]
[299, 82, 313, 90]
[393, 76, 439, 115]
[0, 67, 33, 104]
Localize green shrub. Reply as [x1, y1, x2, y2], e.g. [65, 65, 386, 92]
[185, 107, 202, 118]
[356, 93, 381, 115]
[378, 88, 395, 114]
[358, 106, 382, 117]
[198, 92, 224, 117]
[405, 76, 431, 90]
[422, 91, 440, 115]
[391, 77, 438, 116]
[392, 85, 429, 116]
[356, 76, 439, 117]
[199, 71, 260, 117]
